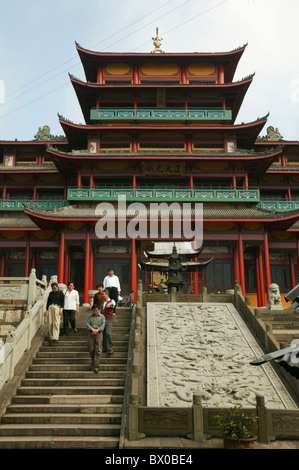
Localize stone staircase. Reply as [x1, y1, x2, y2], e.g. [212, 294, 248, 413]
[0, 306, 132, 449]
[257, 311, 299, 345]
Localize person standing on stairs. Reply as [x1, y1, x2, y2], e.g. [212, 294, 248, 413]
[94, 283, 105, 310]
[44, 282, 64, 345]
[62, 281, 80, 336]
[86, 304, 106, 374]
[101, 289, 116, 355]
[103, 268, 121, 314]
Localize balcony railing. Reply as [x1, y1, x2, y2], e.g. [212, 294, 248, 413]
[67, 187, 260, 203]
[0, 200, 70, 211]
[257, 200, 299, 212]
[90, 107, 232, 121]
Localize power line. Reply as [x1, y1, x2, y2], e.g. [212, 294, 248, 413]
[0, 0, 195, 113]
[4, 0, 176, 100]
[0, 0, 231, 120]
[132, 0, 232, 51]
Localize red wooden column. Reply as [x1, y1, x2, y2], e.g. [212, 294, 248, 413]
[255, 247, 262, 307]
[131, 238, 137, 302]
[64, 247, 70, 284]
[289, 253, 297, 289]
[24, 234, 31, 277]
[90, 245, 95, 291]
[0, 253, 6, 277]
[258, 247, 266, 305]
[132, 135, 138, 153]
[186, 134, 192, 153]
[233, 245, 240, 284]
[218, 64, 225, 84]
[263, 233, 271, 295]
[97, 65, 104, 84]
[58, 232, 65, 284]
[243, 173, 249, 189]
[238, 233, 246, 296]
[133, 63, 139, 84]
[231, 175, 237, 189]
[189, 173, 194, 189]
[181, 63, 187, 84]
[193, 238, 199, 294]
[84, 232, 91, 305]
[132, 171, 137, 188]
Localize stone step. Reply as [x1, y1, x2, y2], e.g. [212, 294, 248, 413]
[0, 423, 121, 437]
[0, 435, 119, 449]
[32, 357, 127, 364]
[272, 333, 299, 342]
[39, 339, 128, 353]
[55, 335, 130, 342]
[25, 371, 126, 379]
[29, 364, 127, 372]
[16, 386, 125, 396]
[36, 351, 128, 358]
[2, 413, 122, 425]
[21, 378, 125, 387]
[6, 404, 123, 414]
[12, 395, 124, 405]
[44, 338, 129, 346]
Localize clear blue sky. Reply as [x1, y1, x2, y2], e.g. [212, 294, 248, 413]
[0, 0, 298, 141]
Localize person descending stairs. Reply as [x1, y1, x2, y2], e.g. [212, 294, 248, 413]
[0, 306, 132, 449]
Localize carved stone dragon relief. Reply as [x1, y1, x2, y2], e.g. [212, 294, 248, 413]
[147, 303, 297, 409]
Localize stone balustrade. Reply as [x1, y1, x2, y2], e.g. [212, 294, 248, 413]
[0, 270, 56, 391]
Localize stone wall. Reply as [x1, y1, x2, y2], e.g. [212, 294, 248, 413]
[142, 289, 234, 306]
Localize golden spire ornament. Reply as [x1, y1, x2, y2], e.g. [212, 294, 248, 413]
[151, 27, 164, 53]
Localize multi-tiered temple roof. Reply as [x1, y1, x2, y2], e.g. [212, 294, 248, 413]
[1, 36, 299, 306]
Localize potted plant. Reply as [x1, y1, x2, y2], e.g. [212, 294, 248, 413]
[213, 406, 259, 449]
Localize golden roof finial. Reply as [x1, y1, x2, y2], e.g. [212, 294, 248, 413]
[151, 27, 164, 53]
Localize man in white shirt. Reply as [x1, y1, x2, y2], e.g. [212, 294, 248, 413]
[62, 281, 80, 336]
[103, 269, 121, 312]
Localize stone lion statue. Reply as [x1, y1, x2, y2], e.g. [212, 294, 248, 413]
[34, 125, 53, 141]
[266, 126, 283, 141]
[267, 283, 283, 310]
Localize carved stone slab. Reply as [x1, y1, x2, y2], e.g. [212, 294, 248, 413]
[147, 303, 297, 409]
[0, 284, 28, 300]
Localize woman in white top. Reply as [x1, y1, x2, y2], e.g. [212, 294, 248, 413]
[62, 281, 80, 336]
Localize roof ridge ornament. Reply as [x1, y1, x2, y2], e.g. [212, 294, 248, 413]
[266, 126, 283, 141]
[151, 27, 164, 54]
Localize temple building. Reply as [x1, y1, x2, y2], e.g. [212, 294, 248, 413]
[1, 36, 299, 307]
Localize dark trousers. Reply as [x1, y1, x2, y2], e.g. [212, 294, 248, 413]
[87, 331, 103, 368]
[103, 319, 113, 352]
[107, 287, 118, 311]
[63, 309, 76, 334]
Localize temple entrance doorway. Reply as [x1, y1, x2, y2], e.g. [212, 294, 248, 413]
[205, 258, 234, 293]
[94, 258, 131, 297]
